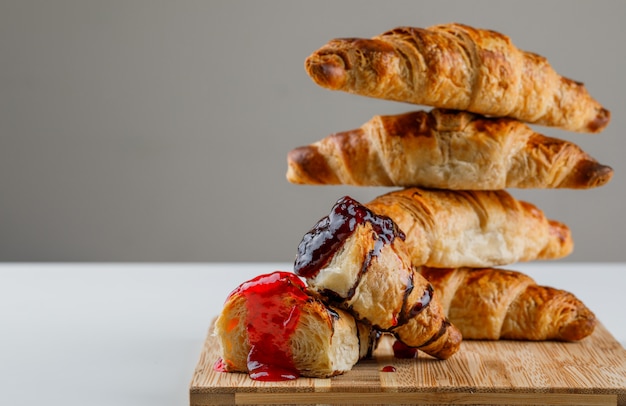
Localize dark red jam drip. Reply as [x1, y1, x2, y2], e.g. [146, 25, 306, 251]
[395, 282, 433, 328]
[229, 271, 309, 381]
[294, 196, 405, 279]
[381, 365, 397, 372]
[392, 340, 418, 359]
[409, 284, 433, 318]
[394, 273, 415, 327]
[366, 330, 383, 359]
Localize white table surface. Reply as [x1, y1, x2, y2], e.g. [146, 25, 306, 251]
[0, 262, 624, 406]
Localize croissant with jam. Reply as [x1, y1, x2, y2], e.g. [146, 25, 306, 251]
[214, 271, 374, 380]
[366, 188, 573, 269]
[418, 267, 597, 341]
[305, 23, 609, 133]
[294, 196, 462, 360]
[287, 109, 613, 189]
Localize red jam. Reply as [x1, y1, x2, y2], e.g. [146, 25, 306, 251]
[294, 196, 405, 279]
[392, 340, 418, 359]
[227, 271, 310, 381]
[213, 357, 227, 372]
[410, 285, 433, 318]
[381, 365, 397, 372]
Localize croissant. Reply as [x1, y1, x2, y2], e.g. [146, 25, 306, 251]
[287, 109, 613, 189]
[305, 23, 610, 133]
[366, 188, 573, 268]
[294, 196, 462, 360]
[214, 271, 374, 379]
[418, 267, 597, 341]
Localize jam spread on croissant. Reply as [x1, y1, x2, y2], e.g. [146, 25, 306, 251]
[294, 195, 405, 278]
[394, 284, 434, 328]
[223, 271, 311, 381]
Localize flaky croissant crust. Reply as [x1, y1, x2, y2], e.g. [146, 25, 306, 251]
[215, 277, 373, 378]
[418, 267, 596, 341]
[366, 188, 573, 268]
[295, 196, 461, 360]
[287, 109, 613, 189]
[305, 23, 609, 133]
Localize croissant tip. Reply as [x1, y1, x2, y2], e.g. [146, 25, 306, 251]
[588, 163, 614, 187]
[567, 161, 614, 189]
[558, 311, 597, 341]
[286, 145, 338, 185]
[586, 107, 611, 133]
[305, 53, 347, 90]
[431, 324, 463, 360]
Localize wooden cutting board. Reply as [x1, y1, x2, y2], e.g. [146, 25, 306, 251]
[190, 322, 626, 405]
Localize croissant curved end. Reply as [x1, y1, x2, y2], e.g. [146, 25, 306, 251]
[587, 107, 611, 133]
[286, 145, 339, 185]
[585, 163, 614, 188]
[542, 221, 574, 262]
[305, 53, 347, 90]
[559, 310, 597, 341]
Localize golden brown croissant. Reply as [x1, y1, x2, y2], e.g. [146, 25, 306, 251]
[366, 188, 573, 268]
[294, 196, 462, 360]
[418, 267, 596, 341]
[214, 271, 374, 379]
[305, 23, 609, 133]
[287, 109, 613, 189]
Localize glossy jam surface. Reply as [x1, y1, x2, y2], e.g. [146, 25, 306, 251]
[228, 271, 310, 381]
[294, 196, 404, 278]
[381, 365, 397, 372]
[395, 281, 434, 328]
[410, 285, 434, 318]
[392, 340, 418, 359]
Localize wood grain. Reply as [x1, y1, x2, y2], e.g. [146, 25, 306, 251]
[190, 323, 626, 405]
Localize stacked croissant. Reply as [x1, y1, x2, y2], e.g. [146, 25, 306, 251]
[215, 23, 613, 381]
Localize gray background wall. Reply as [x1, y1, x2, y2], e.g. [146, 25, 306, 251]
[1, 0, 624, 262]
